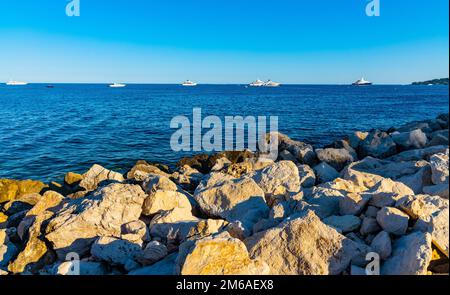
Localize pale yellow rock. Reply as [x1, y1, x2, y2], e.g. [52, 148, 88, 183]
[17, 191, 65, 240]
[245, 211, 359, 275]
[0, 179, 47, 203]
[177, 233, 269, 275]
[79, 164, 124, 191]
[8, 212, 52, 273]
[142, 190, 192, 216]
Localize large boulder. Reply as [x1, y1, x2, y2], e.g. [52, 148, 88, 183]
[0, 179, 47, 203]
[91, 236, 143, 266]
[79, 164, 124, 191]
[274, 133, 317, 166]
[303, 187, 346, 218]
[316, 148, 355, 171]
[176, 233, 269, 275]
[245, 211, 359, 275]
[297, 164, 316, 188]
[381, 231, 432, 275]
[323, 215, 361, 233]
[1, 229, 18, 267]
[358, 130, 397, 159]
[376, 207, 409, 235]
[127, 161, 170, 181]
[391, 129, 428, 150]
[149, 208, 226, 250]
[142, 190, 192, 216]
[395, 195, 449, 257]
[8, 191, 65, 274]
[313, 162, 339, 184]
[429, 153, 449, 185]
[387, 145, 448, 162]
[45, 183, 146, 258]
[252, 161, 300, 204]
[370, 231, 392, 260]
[194, 175, 268, 235]
[129, 253, 178, 275]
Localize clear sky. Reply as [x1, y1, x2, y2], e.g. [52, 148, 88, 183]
[0, 0, 448, 84]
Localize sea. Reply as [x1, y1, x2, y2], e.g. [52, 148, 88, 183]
[0, 84, 448, 182]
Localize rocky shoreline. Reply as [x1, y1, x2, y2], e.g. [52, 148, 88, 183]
[1, 113, 449, 275]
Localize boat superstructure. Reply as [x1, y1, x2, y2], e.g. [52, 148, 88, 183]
[109, 83, 126, 88]
[352, 78, 372, 86]
[182, 80, 197, 86]
[6, 80, 28, 86]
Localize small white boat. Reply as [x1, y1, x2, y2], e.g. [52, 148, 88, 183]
[249, 79, 265, 87]
[352, 77, 372, 86]
[264, 80, 281, 87]
[6, 80, 28, 86]
[109, 83, 126, 88]
[182, 80, 197, 87]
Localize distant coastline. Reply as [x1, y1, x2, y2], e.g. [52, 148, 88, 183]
[412, 78, 449, 86]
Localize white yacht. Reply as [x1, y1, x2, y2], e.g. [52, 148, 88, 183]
[6, 80, 28, 86]
[249, 79, 265, 87]
[352, 77, 372, 86]
[109, 83, 126, 88]
[182, 80, 197, 87]
[264, 80, 281, 87]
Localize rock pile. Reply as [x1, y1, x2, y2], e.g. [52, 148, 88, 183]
[1, 114, 448, 275]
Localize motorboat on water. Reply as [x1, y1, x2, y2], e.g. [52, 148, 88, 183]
[352, 77, 372, 86]
[264, 80, 281, 87]
[249, 79, 281, 87]
[249, 79, 265, 87]
[182, 80, 197, 86]
[6, 80, 28, 86]
[109, 83, 126, 88]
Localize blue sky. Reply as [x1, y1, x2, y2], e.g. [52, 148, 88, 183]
[0, 0, 448, 84]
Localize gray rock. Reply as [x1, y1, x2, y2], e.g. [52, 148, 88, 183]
[323, 215, 361, 233]
[391, 129, 428, 150]
[316, 148, 355, 171]
[423, 183, 449, 199]
[339, 193, 371, 216]
[376, 207, 409, 235]
[276, 133, 317, 166]
[348, 131, 369, 149]
[0, 229, 18, 267]
[137, 241, 168, 265]
[365, 206, 379, 218]
[129, 253, 178, 275]
[313, 162, 340, 184]
[381, 231, 432, 275]
[428, 129, 449, 146]
[387, 145, 448, 162]
[429, 153, 449, 185]
[297, 164, 316, 188]
[370, 231, 392, 260]
[91, 236, 143, 266]
[360, 217, 381, 236]
[303, 187, 345, 218]
[358, 130, 397, 159]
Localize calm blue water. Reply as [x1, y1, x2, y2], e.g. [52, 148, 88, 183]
[0, 84, 448, 182]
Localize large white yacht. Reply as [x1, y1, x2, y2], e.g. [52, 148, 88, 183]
[352, 77, 372, 86]
[6, 80, 28, 86]
[249, 79, 265, 87]
[182, 80, 197, 87]
[264, 80, 281, 87]
[109, 83, 126, 88]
